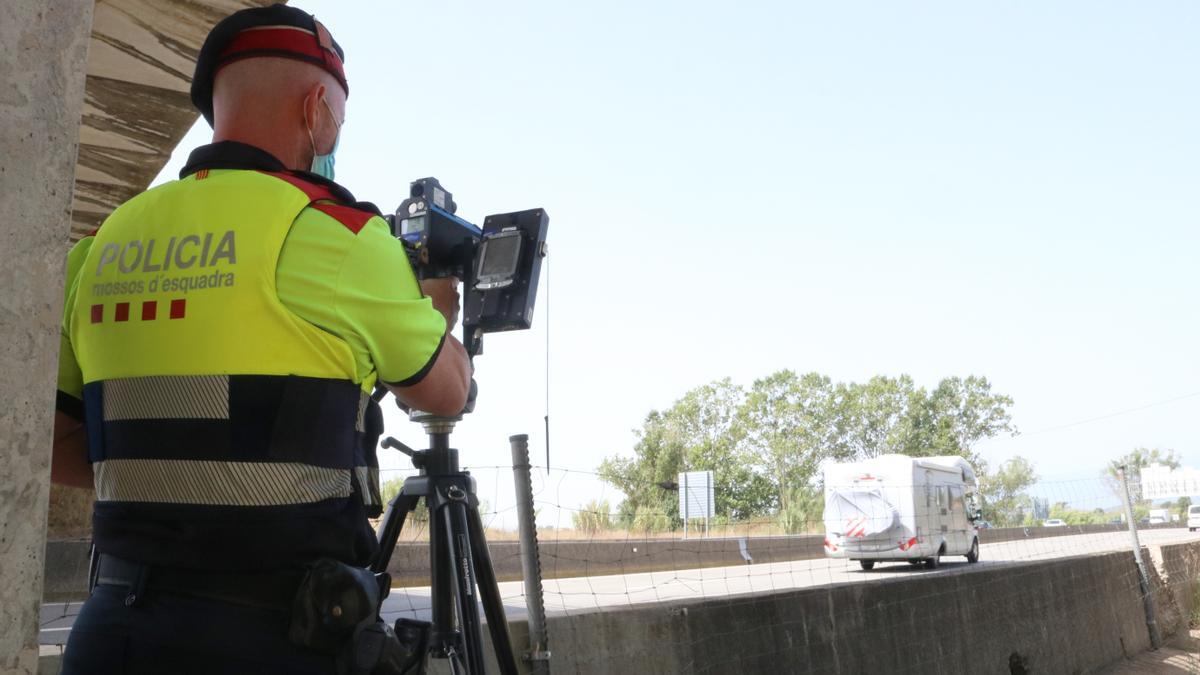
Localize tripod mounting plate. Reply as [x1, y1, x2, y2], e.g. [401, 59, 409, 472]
[408, 410, 462, 435]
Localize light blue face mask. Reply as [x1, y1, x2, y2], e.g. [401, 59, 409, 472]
[307, 97, 342, 181]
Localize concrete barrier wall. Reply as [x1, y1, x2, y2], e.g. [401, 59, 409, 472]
[539, 548, 1185, 675]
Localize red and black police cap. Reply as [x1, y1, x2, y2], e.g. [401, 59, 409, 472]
[191, 3, 348, 126]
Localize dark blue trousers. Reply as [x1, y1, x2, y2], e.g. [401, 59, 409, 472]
[61, 584, 337, 674]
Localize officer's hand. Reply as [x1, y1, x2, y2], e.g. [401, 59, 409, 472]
[420, 276, 460, 330]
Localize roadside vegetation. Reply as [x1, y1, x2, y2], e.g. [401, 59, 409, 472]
[588, 372, 1188, 536]
[593, 372, 1030, 534]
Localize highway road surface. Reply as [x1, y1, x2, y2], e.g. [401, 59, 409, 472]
[39, 526, 1200, 647]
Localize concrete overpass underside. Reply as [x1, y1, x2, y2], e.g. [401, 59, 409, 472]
[72, 0, 270, 241]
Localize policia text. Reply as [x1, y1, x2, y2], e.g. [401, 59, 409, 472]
[91, 230, 238, 297]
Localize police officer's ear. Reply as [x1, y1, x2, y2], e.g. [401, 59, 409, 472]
[301, 83, 329, 137]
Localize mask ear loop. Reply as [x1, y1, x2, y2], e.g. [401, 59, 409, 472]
[321, 97, 343, 133]
[306, 96, 341, 157]
[304, 94, 320, 157]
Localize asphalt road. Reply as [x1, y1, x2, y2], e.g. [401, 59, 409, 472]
[39, 526, 1200, 646]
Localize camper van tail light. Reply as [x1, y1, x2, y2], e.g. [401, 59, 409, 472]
[898, 537, 918, 551]
[824, 538, 839, 552]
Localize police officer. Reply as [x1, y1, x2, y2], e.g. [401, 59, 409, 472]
[52, 5, 470, 673]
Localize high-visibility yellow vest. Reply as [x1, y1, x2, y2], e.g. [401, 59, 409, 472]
[70, 169, 384, 569]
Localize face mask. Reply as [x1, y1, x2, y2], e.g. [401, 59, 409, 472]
[306, 97, 342, 181]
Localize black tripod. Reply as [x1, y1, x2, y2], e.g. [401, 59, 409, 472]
[369, 411, 520, 675]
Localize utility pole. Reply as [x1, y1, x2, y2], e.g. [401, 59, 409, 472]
[1118, 465, 1162, 650]
[510, 435, 550, 674]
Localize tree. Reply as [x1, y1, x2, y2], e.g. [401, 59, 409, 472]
[599, 410, 680, 526]
[378, 476, 427, 525]
[777, 485, 825, 534]
[916, 376, 1017, 465]
[1177, 496, 1193, 521]
[978, 456, 1038, 526]
[836, 375, 917, 460]
[572, 499, 613, 534]
[737, 371, 838, 516]
[380, 476, 404, 504]
[599, 379, 774, 526]
[1105, 447, 1181, 504]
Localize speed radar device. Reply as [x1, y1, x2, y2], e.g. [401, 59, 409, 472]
[386, 177, 548, 356]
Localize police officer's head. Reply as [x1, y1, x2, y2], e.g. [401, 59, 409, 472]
[192, 4, 349, 175]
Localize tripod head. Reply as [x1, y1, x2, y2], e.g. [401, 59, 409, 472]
[381, 414, 461, 477]
[380, 377, 476, 475]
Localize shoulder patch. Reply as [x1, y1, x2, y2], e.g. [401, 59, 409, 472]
[311, 203, 375, 235]
[260, 171, 338, 203]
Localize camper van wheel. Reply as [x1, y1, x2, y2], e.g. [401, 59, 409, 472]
[859, 561, 875, 571]
[924, 546, 944, 570]
[966, 538, 979, 563]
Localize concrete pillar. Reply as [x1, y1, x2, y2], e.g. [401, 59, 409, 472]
[0, 2, 94, 673]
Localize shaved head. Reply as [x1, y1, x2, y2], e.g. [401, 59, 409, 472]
[211, 57, 347, 172]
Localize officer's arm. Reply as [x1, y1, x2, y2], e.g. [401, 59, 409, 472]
[386, 334, 471, 416]
[286, 211, 472, 415]
[52, 411, 93, 489]
[53, 237, 94, 489]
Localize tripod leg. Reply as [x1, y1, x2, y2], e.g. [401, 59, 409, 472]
[371, 491, 422, 574]
[429, 488, 463, 661]
[466, 504, 520, 675]
[445, 495, 487, 674]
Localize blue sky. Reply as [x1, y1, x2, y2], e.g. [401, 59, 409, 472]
[155, 2, 1200, 523]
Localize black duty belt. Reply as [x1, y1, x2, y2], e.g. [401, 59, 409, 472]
[94, 554, 306, 611]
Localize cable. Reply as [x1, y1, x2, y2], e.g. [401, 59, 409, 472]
[987, 389, 1200, 441]
[544, 253, 551, 474]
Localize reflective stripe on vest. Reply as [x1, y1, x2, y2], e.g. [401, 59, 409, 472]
[71, 170, 381, 513]
[94, 459, 351, 505]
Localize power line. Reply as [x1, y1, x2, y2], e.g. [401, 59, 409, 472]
[995, 389, 1200, 441]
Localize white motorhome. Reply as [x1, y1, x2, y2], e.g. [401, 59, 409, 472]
[823, 454, 981, 570]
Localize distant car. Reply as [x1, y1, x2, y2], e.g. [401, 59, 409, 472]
[1188, 505, 1200, 532]
[973, 520, 993, 530]
[1043, 519, 1066, 527]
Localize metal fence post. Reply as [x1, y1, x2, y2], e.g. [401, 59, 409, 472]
[510, 434, 551, 673]
[1118, 465, 1162, 650]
